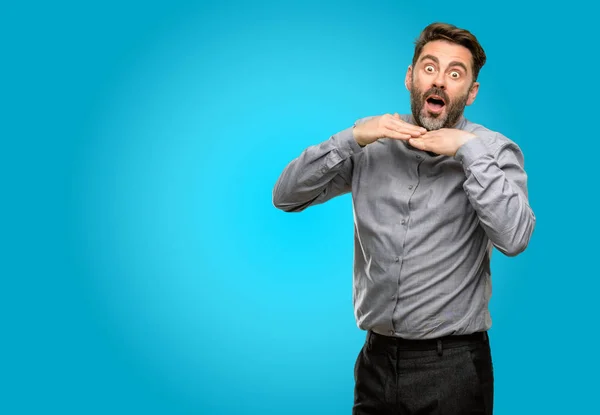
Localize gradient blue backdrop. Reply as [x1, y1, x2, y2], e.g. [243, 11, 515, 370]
[3, 1, 597, 414]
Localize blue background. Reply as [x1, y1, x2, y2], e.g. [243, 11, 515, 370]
[3, 0, 597, 413]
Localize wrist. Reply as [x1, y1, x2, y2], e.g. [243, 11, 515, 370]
[454, 134, 489, 165]
[460, 132, 476, 146]
[455, 132, 476, 154]
[352, 125, 367, 147]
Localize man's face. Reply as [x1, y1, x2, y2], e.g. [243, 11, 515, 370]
[405, 40, 480, 131]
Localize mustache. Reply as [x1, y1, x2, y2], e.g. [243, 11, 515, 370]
[423, 87, 449, 103]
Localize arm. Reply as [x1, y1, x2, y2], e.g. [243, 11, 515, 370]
[272, 126, 362, 212]
[455, 135, 536, 256]
[273, 114, 427, 212]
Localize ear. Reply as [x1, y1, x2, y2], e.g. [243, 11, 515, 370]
[405, 66, 413, 92]
[466, 81, 480, 106]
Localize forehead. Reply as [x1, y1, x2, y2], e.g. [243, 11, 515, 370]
[418, 40, 473, 69]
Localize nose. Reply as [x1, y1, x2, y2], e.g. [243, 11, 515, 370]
[433, 71, 446, 89]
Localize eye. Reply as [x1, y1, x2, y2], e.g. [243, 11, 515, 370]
[424, 64, 435, 73]
[450, 71, 461, 79]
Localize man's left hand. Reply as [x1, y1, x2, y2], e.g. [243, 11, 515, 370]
[408, 129, 476, 157]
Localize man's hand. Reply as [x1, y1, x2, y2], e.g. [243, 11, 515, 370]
[408, 128, 476, 157]
[353, 113, 427, 147]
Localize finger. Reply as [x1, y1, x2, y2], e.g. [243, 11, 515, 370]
[386, 126, 424, 139]
[393, 113, 401, 119]
[407, 129, 426, 138]
[421, 131, 439, 139]
[384, 128, 412, 141]
[399, 127, 426, 138]
[389, 118, 426, 133]
[409, 138, 427, 150]
[389, 119, 427, 136]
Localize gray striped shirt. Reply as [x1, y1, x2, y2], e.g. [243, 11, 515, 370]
[272, 114, 535, 339]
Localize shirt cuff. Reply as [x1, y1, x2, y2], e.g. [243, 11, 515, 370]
[332, 126, 364, 157]
[454, 137, 490, 167]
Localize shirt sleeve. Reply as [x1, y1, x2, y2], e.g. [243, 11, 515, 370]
[455, 134, 536, 256]
[272, 125, 363, 212]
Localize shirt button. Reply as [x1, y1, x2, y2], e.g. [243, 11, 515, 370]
[416, 155, 422, 160]
[408, 185, 413, 190]
[395, 257, 400, 262]
[401, 219, 406, 225]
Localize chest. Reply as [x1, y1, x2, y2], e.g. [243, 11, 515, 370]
[352, 141, 470, 216]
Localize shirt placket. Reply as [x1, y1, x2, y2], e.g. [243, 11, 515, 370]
[389, 151, 424, 335]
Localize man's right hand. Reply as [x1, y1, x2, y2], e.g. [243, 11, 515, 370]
[353, 113, 427, 147]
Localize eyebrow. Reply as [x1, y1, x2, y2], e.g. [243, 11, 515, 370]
[419, 54, 469, 73]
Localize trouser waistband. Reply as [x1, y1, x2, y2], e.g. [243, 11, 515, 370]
[369, 328, 488, 353]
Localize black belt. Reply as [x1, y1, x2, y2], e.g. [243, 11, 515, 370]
[369, 329, 488, 352]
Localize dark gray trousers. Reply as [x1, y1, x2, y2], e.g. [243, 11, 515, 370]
[353, 330, 494, 415]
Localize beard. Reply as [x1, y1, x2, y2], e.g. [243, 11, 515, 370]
[410, 83, 469, 131]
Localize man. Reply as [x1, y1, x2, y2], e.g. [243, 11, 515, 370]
[272, 22, 535, 415]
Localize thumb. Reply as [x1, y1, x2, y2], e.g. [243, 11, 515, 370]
[393, 113, 400, 119]
[409, 138, 425, 150]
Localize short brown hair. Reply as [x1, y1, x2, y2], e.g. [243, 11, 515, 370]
[412, 22, 487, 81]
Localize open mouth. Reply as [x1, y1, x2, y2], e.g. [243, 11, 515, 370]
[425, 95, 446, 113]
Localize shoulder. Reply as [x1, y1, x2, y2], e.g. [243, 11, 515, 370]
[463, 119, 522, 157]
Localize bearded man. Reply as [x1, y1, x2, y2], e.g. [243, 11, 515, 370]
[272, 22, 535, 415]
